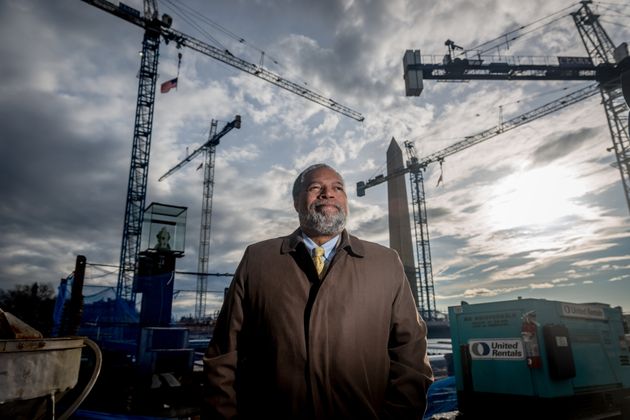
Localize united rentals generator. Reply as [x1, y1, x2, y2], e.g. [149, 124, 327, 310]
[448, 298, 630, 419]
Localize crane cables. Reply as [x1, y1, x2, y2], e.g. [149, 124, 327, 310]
[456, 3, 577, 58]
[161, 0, 277, 62]
[160, 0, 230, 52]
[415, 82, 600, 168]
[159, 0, 330, 101]
[594, 1, 630, 9]
[496, 84, 588, 113]
[590, 1, 630, 30]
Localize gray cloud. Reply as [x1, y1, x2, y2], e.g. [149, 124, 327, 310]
[1, 0, 629, 320]
[427, 206, 451, 221]
[531, 127, 597, 166]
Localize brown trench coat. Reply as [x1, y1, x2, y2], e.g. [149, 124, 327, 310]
[203, 229, 433, 419]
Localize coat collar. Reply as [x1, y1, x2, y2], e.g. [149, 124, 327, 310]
[281, 228, 364, 258]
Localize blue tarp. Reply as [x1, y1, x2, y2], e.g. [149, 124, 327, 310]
[52, 274, 72, 336]
[424, 376, 458, 419]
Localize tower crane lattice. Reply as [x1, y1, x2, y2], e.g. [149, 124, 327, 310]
[362, 0, 628, 319]
[357, 82, 602, 320]
[403, 141, 436, 321]
[159, 116, 241, 320]
[403, 0, 630, 213]
[81, 0, 364, 303]
[197, 121, 217, 322]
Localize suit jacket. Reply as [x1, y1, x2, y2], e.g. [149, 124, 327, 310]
[203, 229, 433, 419]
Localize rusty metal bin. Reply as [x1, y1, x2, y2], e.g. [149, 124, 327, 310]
[0, 337, 101, 420]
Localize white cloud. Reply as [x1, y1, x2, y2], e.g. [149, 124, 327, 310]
[530, 282, 554, 289]
[1, 0, 629, 320]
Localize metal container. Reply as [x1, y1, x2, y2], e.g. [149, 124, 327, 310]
[0, 337, 84, 403]
[449, 298, 630, 418]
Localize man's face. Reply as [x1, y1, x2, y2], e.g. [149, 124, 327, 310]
[294, 167, 349, 236]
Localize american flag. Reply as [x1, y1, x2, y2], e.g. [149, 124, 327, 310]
[160, 77, 178, 94]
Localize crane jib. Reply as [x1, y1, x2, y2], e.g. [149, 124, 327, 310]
[81, 0, 364, 122]
[357, 83, 601, 197]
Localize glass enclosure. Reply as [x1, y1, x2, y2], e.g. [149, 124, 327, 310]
[141, 202, 187, 254]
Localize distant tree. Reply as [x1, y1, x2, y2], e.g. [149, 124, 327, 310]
[0, 282, 56, 336]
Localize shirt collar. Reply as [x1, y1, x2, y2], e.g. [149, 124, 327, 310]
[282, 228, 365, 258]
[301, 233, 339, 260]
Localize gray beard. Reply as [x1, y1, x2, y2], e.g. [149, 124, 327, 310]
[299, 201, 346, 236]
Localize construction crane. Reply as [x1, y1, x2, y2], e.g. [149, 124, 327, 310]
[404, 141, 435, 322]
[357, 82, 602, 320]
[403, 0, 630, 214]
[81, 0, 364, 303]
[158, 115, 241, 321]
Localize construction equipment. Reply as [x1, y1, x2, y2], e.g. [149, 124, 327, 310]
[159, 116, 241, 320]
[403, 141, 436, 322]
[80, 0, 364, 304]
[403, 0, 630, 214]
[359, 0, 628, 320]
[357, 82, 602, 321]
[448, 298, 630, 418]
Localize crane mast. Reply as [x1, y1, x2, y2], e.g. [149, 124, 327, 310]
[81, 0, 363, 303]
[117, 11, 162, 302]
[143, 0, 157, 21]
[572, 2, 617, 65]
[403, 141, 436, 320]
[159, 116, 241, 320]
[196, 120, 218, 321]
[572, 2, 630, 216]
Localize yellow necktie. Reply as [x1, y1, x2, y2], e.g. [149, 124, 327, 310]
[312, 247, 325, 278]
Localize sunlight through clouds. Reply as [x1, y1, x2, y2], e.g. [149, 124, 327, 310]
[486, 164, 599, 229]
[1, 0, 629, 319]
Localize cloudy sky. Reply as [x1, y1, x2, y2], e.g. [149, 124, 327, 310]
[1, 0, 629, 320]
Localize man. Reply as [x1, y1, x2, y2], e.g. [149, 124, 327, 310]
[203, 163, 433, 419]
